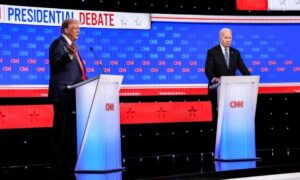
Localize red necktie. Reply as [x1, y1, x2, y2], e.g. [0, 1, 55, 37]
[71, 44, 87, 80]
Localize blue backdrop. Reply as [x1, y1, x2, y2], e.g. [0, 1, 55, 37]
[0, 22, 299, 85]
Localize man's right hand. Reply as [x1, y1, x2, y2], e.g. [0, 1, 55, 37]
[211, 77, 220, 84]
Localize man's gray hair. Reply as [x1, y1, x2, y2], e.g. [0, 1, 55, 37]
[219, 28, 232, 37]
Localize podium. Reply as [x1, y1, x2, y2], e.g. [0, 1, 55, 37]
[68, 74, 124, 172]
[214, 76, 260, 161]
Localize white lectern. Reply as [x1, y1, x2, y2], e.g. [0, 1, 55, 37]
[214, 76, 260, 161]
[68, 74, 124, 172]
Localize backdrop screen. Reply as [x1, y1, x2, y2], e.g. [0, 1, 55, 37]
[1, 18, 300, 96]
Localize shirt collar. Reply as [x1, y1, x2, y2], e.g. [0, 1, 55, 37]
[62, 34, 72, 46]
[220, 43, 229, 53]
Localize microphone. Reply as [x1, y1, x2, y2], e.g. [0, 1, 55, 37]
[90, 47, 106, 74]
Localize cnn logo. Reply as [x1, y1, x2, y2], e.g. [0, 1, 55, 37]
[229, 100, 244, 108]
[105, 103, 114, 111]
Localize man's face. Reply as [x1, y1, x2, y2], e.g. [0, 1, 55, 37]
[220, 30, 232, 48]
[65, 22, 80, 41]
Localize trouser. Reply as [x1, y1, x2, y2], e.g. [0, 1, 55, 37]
[208, 89, 218, 127]
[52, 102, 77, 170]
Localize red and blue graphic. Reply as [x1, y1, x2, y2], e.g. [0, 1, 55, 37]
[1, 14, 300, 96]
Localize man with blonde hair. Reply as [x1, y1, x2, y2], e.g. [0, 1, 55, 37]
[48, 18, 87, 172]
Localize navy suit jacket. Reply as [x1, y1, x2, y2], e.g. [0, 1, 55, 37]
[205, 45, 250, 88]
[48, 36, 85, 103]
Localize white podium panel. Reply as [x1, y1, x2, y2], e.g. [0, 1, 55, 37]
[215, 76, 259, 161]
[68, 74, 124, 172]
[76, 172, 122, 180]
[215, 161, 256, 171]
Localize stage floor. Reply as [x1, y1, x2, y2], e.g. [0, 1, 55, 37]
[1, 148, 300, 180]
[226, 172, 300, 180]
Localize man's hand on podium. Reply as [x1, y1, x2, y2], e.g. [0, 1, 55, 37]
[209, 77, 221, 90]
[211, 77, 220, 84]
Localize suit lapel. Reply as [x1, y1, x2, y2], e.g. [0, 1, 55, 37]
[59, 36, 69, 53]
[217, 45, 228, 70]
[228, 48, 235, 70]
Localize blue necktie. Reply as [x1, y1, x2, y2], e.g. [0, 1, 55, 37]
[224, 48, 229, 68]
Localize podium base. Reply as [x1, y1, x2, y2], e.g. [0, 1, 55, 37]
[75, 167, 126, 173]
[214, 157, 261, 162]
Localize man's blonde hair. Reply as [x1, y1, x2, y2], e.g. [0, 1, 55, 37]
[61, 19, 79, 33]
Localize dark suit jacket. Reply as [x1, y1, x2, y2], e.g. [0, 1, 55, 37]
[48, 36, 85, 103]
[205, 45, 250, 88]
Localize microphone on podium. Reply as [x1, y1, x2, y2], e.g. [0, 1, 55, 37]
[90, 47, 106, 74]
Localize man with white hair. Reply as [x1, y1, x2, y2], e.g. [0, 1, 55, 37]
[205, 28, 250, 124]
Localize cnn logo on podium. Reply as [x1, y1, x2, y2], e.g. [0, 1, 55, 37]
[229, 100, 244, 108]
[105, 103, 114, 111]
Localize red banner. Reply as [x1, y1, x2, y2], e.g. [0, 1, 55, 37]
[1, 85, 300, 98]
[236, 0, 268, 11]
[120, 101, 212, 124]
[0, 101, 212, 129]
[0, 105, 53, 129]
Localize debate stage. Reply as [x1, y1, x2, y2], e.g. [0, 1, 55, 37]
[2, 2, 300, 180]
[1, 148, 300, 179]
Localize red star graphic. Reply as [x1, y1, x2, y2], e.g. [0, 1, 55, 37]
[126, 108, 135, 119]
[29, 110, 40, 122]
[188, 106, 197, 117]
[0, 111, 6, 123]
[157, 107, 167, 118]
